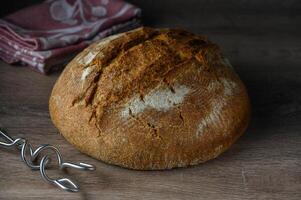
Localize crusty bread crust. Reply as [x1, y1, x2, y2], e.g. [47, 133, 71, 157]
[49, 27, 251, 170]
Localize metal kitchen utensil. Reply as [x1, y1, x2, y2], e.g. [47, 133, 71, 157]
[0, 129, 95, 192]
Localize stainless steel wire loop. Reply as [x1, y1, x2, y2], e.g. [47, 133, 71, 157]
[0, 129, 95, 192]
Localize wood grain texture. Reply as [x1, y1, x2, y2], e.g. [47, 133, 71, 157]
[0, 0, 301, 199]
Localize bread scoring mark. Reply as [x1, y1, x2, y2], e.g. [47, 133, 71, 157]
[196, 78, 237, 137]
[79, 52, 97, 65]
[81, 67, 92, 81]
[78, 33, 124, 66]
[96, 33, 123, 48]
[121, 85, 190, 119]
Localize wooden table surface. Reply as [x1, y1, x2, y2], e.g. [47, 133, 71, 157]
[0, 1, 300, 199]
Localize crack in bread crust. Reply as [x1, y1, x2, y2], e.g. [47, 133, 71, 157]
[72, 28, 160, 107]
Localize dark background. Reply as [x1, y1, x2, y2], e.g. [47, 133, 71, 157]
[2, 0, 298, 139]
[0, 0, 300, 199]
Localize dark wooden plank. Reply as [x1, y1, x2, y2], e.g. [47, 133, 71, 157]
[0, 0, 301, 199]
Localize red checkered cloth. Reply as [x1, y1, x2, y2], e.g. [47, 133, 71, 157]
[0, 0, 141, 74]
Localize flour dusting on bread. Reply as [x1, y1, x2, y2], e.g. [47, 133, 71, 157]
[197, 100, 224, 136]
[121, 85, 190, 119]
[79, 52, 97, 65]
[222, 78, 236, 96]
[196, 78, 237, 137]
[81, 67, 92, 80]
[96, 33, 123, 48]
[207, 80, 221, 91]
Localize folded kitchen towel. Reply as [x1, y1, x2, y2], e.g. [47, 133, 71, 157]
[0, 0, 141, 74]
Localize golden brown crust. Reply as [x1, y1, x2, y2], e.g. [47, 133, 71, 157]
[49, 27, 251, 170]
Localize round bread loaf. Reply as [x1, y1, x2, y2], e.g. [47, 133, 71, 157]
[49, 27, 250, 170]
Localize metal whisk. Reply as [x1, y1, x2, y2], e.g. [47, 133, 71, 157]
[0, 129, 95, 192]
